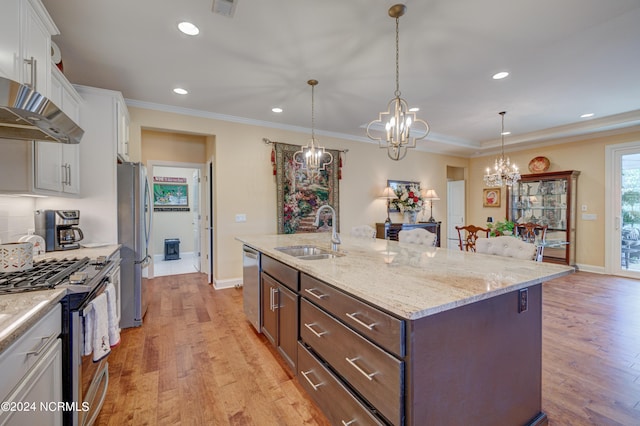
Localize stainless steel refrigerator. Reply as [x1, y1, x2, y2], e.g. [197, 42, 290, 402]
[117, 161, 152, 328]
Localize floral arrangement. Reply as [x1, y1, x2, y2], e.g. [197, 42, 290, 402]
[391, 184, 424, 213]
[487, 219, 515, 237]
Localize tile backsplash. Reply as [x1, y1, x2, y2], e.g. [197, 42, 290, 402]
[0, 196, 36, 243]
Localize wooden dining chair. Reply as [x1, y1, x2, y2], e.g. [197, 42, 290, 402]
[515, 223, 548, 261]
[515, 223, 548, 243]
[455, 225, 490, 252]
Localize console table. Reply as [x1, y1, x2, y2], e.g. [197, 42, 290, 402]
[376, 222, 441, 246]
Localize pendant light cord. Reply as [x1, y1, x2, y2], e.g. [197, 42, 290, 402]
[394, 16, 401, 98]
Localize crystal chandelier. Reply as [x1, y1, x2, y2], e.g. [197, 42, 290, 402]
[294, 79, 333, 179]
[483, 111, 520, 187]
[366, 4, 429, 161]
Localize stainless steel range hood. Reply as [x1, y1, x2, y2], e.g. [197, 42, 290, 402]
[0, 76, 83, 144]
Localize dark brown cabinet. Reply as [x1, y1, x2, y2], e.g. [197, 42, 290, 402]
[506, 170, 580, 266]
[260, 256, 299, 372]
[376, 222, 441, 246]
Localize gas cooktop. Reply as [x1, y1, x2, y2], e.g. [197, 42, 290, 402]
[0, 257, 91, 294]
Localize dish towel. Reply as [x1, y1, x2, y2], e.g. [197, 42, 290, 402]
[84, 292, 111, 362]
[105, 282, 121, 348]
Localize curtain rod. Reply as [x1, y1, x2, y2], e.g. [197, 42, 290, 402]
[262, 138, 349, 154]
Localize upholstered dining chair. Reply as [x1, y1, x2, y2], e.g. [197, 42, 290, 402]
[515, 223, 548, 261]
[398, 228, 437, 246]
[475, 236, 538, 261]
[455, 225, 490, 252]
[350, 225, 377, 239]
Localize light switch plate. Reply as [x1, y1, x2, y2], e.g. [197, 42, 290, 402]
[235, 213, 247, 222]
[582, 213, 597, 221]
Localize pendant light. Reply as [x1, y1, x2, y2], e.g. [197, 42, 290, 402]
[483, 111, 520, 187]
[294, 79, 333, 179]
[366, 4, 429, 161]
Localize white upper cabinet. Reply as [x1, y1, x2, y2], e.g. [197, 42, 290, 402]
[115, 95, 130, 161]
[21, 0, 56, 96]
[0, 0, 21, 80]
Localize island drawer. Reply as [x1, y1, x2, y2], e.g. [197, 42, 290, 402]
[301, 273, 404, 357]
[297, 342, 384, 426]
[262, 255, 299, 291]
[0, 303, 61, 402]
[300, 298, 403, 425]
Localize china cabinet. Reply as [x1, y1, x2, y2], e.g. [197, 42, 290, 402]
[506, 170, 580, 266]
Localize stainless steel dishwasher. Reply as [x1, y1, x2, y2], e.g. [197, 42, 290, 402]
[242, 245, 261, 332]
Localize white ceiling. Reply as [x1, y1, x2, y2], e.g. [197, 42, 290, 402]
[41, 0, 640, 157]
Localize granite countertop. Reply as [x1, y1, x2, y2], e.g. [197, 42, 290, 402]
[236, 234, 574, 320]
[0, 244, 121, 354]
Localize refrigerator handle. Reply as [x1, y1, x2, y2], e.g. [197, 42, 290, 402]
[144, 176, 153, 258]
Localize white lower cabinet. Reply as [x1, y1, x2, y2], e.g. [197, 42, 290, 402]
[0, 303, 62, 426]
[0, 339, 62, 426]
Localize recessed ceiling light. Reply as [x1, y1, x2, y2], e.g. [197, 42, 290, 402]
[272, 107, 283, 113]
[178, 21, 199, 36]
[580, 113, 595, 118]
[492, 71, 509, 80]
[173, 88, 188, 95]
[409, 107, 420, 112]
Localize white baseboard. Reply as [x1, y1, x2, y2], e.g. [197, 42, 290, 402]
[575, 263, 605, 274]
[213, 277, 243, 290]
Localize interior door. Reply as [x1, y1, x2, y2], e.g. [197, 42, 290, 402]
[447, 180, 465, 249]
[192, 169, 201, 272]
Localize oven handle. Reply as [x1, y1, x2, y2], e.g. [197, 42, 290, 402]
[78, 277, 109, 314]
[83, 361, 109, 426]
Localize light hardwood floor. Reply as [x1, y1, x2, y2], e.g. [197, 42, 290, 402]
[96, 271, 640, 425]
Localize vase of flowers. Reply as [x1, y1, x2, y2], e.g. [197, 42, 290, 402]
[391, 183, 424, 223]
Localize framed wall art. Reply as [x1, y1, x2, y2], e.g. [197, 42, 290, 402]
[387, 180, 421, 212]
[483, 188, 501, 207]
[153, 182, 189, 211]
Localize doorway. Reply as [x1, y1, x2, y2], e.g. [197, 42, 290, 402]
[447, 166, 466, 250]
[605, 141, 640, 278]
[148, 162, 205, 277]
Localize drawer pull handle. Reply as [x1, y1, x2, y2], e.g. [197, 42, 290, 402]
[300, 370, 324, 391]
[345, 357, 376, 381]
[304, 322, 327, 338]
[341, 420, 357, 426]
[345, 312, 376, 331]
[26, 332, 57, 357]
[304, 288, 327, 300]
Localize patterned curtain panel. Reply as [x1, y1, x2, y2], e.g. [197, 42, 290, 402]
[275, 142, 340, 234]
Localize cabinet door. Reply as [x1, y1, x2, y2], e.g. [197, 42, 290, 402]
[0, 339, 62, 426]
[260, 273, 277, 346]
[21, 0, 51, 95]
[0, 0, 20, 80]
[277, 284, 298, 370]
[62, 144, 80, 194]
[116, 97, 130, 160]
[34, 141, 63, 192]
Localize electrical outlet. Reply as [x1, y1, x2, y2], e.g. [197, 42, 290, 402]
[518, 288, 528, 313]
[581, 205, 587, 212]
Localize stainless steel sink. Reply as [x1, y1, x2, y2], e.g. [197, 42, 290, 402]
[275, 245, 344, 260]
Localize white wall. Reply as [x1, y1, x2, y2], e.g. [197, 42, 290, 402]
[0, 196, 37, 243]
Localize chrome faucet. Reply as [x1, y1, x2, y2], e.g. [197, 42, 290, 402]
[314, 205, 341, 251]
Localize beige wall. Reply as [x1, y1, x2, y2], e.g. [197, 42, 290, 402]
[469, 129, 640, 269]
[128, 106, 468, 282]
[128, 105, 640, 278]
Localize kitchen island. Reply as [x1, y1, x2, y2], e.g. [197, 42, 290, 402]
[237, 233, 574, 425]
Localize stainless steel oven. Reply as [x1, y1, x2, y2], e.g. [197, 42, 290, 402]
[62, 257, 118, 426]
[0, 255, 117, 426]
